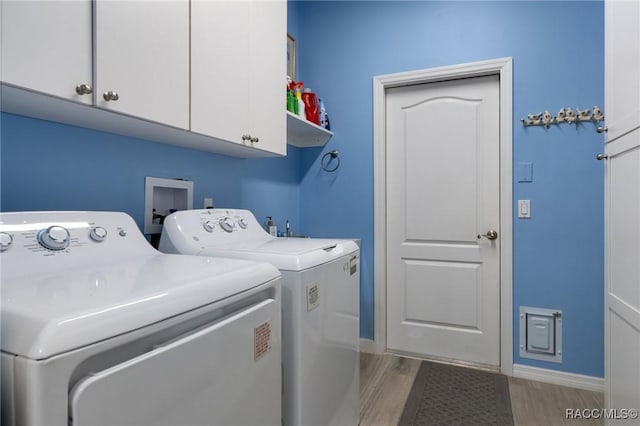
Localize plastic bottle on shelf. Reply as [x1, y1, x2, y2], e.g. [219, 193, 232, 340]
[266, 217, 277, 237]
[294, 82, 305, 119]
[319, 98, 330, 130]
[302, 88, 320, 125]
[286, 77, 296, 113]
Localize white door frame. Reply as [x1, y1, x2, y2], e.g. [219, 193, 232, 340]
[372, 58, 513, 375]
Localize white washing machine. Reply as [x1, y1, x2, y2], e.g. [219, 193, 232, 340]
[160, 209, 360, 426]
[0, 211, 282, 426]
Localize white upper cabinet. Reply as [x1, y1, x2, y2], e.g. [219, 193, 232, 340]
[94, 0, 189, 129]
[1, 0, 285, 157]
[1, 0, 93, 104]
[191, 0, 286, 155]
[604, 0, 640, 141]
[247, 0, 287, 155]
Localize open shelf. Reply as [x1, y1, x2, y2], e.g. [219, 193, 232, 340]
[286, 111, 333, 148]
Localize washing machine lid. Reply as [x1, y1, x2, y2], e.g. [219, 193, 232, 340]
[1, 254, 279, 360]
[198, 238, 359, 271]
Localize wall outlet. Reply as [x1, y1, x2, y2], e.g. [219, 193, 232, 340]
[204, 197, 214, 208]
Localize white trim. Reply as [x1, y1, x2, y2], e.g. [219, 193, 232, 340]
[359, 338, 377, 354]
[372, 58, 514, 376]
[513, 364, 604, 393]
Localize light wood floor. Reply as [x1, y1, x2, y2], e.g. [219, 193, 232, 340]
[360, 353, 604, 426]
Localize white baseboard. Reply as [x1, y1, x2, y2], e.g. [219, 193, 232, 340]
[359, 338, 378, 354]
[513, 364, 604, 393]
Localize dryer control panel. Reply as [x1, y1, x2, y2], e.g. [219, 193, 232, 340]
[0, 211, 155, 265]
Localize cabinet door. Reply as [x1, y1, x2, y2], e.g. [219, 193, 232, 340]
[94, 0, 189, 129]
[1, 0, 93, 104]
[604, 1, 640, 424]
[191, 1, 251, 144]
[604, 0, 640, 141]
[191, 0, 286, 155]
[248, 0, 287, 155]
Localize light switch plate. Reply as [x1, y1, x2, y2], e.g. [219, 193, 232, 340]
[518, 200, 531, 218]
[204, 197, 214, 208]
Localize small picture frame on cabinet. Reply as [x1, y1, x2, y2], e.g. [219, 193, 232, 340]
[287, 34, 296, 80]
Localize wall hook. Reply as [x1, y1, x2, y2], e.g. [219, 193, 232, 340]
[565, 107, 576, 124]
[542, 110, 554, 128]
[592, 106, 604, 122]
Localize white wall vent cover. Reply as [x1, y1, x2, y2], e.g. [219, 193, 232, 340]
[519, 306, 562, 363]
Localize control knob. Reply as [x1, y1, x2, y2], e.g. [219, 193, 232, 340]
[37, 226, 70, 250]
[0, 232, 13, 251]
[219, 217, 235, 233]
[90, 226, 108, 242]
[203, 220, 216, 232]
[238, 218, 248, 229]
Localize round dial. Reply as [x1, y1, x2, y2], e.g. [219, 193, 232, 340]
[0, 232, 13, 252]
[90, 226, 108, 242]
[237, 218, 248, 229]
[219, 217, 235, 233]
[37, 225, 70, 250]
[203, 220, 216, 232]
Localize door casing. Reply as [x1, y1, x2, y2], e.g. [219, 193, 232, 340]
[372, 58, 513, 375]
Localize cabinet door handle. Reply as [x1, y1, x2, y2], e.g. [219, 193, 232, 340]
[103, 91, 119, 102]
[250, 136, 259, 143]
[75, 83, 93, 95]
[241, 134, 251, 141]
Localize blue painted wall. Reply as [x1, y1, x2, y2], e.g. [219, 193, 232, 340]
[1, 0, 605, 378]
[292, 1, 604, 377]
[1, 113, 302, 235]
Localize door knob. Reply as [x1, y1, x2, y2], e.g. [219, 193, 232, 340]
[477, 230, 498, 240]
[597, 126, 608, 133]
[596, 153, 608, 161]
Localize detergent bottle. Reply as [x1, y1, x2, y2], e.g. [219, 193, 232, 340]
[302, 88, 319, 125]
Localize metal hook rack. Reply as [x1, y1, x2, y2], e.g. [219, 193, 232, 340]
[521, 105, 604, 129]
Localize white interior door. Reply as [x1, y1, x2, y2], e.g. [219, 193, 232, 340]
[605, 130, 640, 425]
[604, 1, 640, 423]
[386, 75, 501, 367]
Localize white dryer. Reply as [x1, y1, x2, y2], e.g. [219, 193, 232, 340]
[0, 211, 282, 426]
[160, 209, 360, 426]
